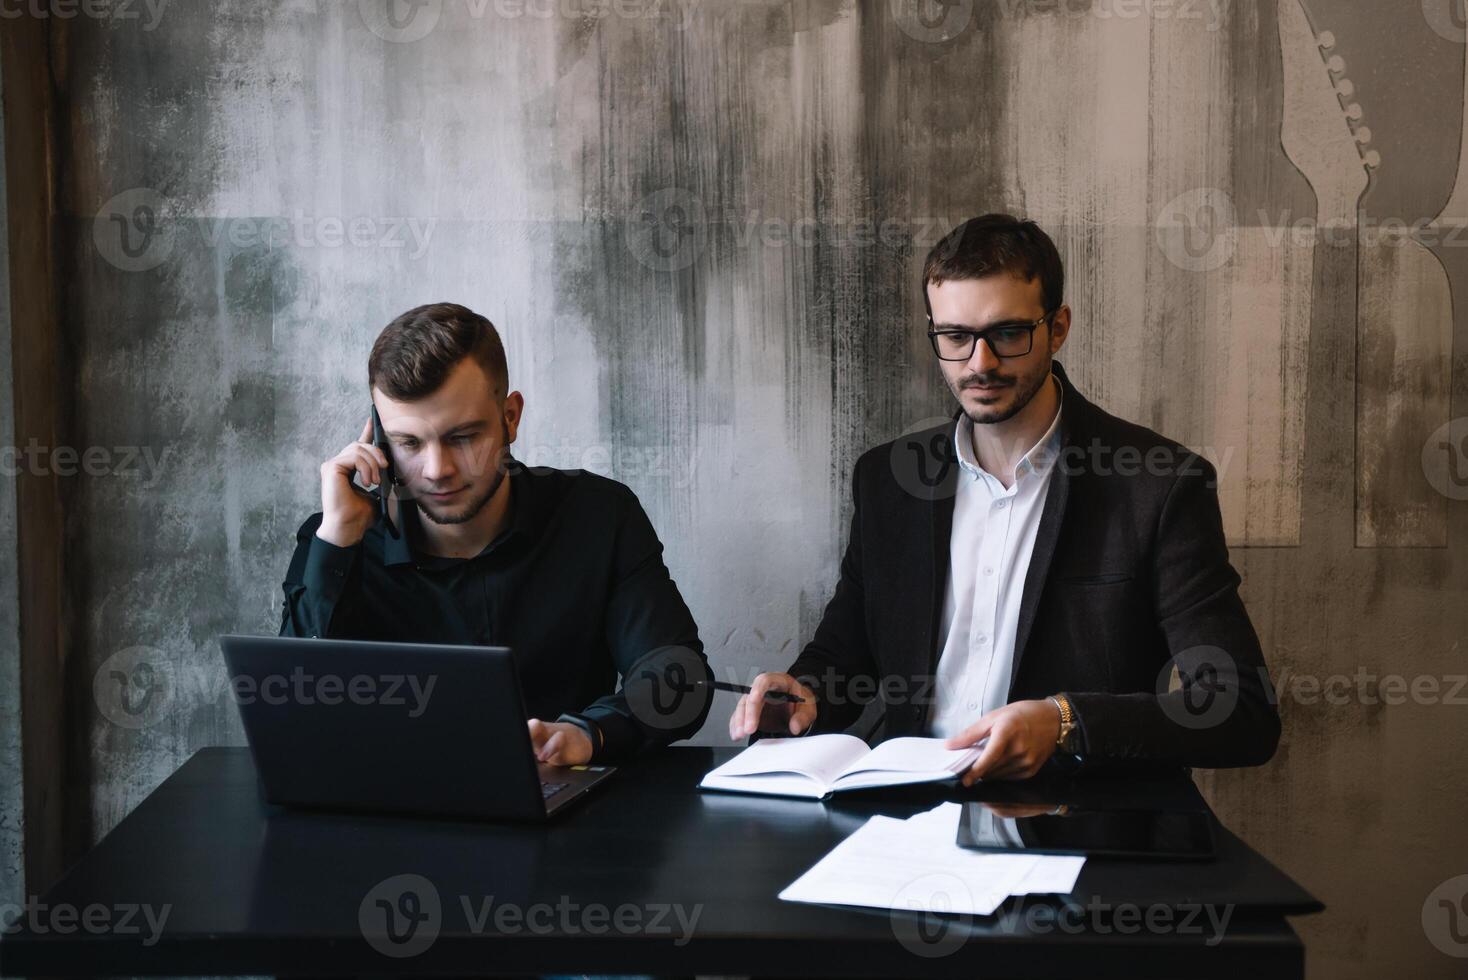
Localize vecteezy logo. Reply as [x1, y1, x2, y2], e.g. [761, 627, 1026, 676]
[359, 874, 442, 959]
[93, 646, 176, 730]
[890, 872, 973, 958]
[358, 0, 443, 43]
[1423, 874, 1468, 958]
[650, 0, 696, 32]
[890, 0, 974, 43]
[625, 187, 708, 273]
[1156, 645, 1240, 732]
[889, 416, 960, 501]
[94, 188, 173, 273]
[624, 645, 712, 732]
[1155, 188, 1237, 272]
[1423, 0, 1468, 43]
[1423, 417, 1468, 501]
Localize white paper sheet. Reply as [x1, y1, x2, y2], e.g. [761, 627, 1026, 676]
[778, 802, 1086, 915]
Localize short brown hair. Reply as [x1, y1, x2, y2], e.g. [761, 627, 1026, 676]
[368, 303, 508, 401]
[923, 214, 1064, 316]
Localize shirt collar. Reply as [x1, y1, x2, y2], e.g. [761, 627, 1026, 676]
[382, 460, 536, 567]
[953, 373, 1064, 482]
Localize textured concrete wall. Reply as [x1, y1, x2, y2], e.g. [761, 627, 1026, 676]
[0, 41, 23, 908]
[44, 1, 1468, 977]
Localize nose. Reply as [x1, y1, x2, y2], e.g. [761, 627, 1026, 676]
[420, 442, 455, 484]
[965, 334, 1002, 375]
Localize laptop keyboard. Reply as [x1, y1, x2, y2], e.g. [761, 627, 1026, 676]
[540, 781, 569, 800]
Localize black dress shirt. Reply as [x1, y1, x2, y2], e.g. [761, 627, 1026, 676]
[278, 462, 709, 761]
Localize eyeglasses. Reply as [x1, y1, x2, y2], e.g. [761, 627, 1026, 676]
[927, 311, 1054, 361]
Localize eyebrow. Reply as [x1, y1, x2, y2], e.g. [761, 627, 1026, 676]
[388, 421, 487, 440]
[931, 317, 1038, 332]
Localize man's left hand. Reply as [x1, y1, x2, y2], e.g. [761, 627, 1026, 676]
[527, 719, 594, 766]
[944, 699, 1061, 785]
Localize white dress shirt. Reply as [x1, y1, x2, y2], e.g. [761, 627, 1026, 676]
[928, 376, 1064, 740]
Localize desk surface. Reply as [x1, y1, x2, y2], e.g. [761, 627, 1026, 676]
[0, 746, 1320, 978]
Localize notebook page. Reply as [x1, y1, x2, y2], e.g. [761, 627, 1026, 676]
[702, 734, 870, 787]
[832, 736, 981, 783]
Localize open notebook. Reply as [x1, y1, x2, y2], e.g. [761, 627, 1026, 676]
[698, 734, 981, 800]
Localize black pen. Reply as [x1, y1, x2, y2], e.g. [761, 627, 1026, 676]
[638, 662, 809, 703]
[705, 680, 807, 704]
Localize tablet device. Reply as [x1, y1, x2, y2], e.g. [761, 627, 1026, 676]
[956, 800, 1216, 861]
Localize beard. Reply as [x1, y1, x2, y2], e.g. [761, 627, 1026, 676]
[415, 463, 506, 526]
[411, 427, 512, 526]
[953, 350, 1052, 426]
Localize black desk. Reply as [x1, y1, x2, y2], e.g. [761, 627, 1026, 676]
[0, 747, 1320, 978]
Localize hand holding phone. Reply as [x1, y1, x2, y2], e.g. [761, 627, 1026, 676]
[316, 412, 393, 548]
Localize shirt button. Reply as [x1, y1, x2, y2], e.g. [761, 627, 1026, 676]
[995, 500, 1008, 510]
[983, 567, 994, 576]
[967, 702, 978, 710]
[977, 634, 988, 645]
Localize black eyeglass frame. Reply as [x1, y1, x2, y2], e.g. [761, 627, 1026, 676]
[925, 308, 1057, 362]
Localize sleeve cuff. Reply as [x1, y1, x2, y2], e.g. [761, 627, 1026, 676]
[576, 705, 648, 763]
[304, 533, 359, 608]
[555, 712, 606, 760]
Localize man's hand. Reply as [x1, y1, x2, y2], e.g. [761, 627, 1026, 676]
[527, 719, 594, 766]
[944, 699, 1062, 785]
[728, 672, 818, 739]
[317, 416, 390, 548]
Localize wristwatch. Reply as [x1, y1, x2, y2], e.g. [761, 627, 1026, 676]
[1048, 693, 1080, 755]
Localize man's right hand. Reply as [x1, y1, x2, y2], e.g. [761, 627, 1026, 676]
[317, 417, 390, 548]
[728, 672, 818, 740]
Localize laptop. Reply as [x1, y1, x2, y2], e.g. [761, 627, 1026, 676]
[219, 634, 616, 821]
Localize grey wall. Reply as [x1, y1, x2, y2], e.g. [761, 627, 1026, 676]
[37, 1, 1468, 977]
[0, 40, 23, 909]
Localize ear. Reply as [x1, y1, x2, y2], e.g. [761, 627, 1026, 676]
[501, 391, 525, 446]
[1048, 305, 1072, 354]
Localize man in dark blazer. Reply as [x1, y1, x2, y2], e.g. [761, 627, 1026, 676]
[729, 214, 1280, 781]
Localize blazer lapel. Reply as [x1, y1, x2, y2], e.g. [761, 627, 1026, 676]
[871, 468, 955, 743]
[1009, 455, 1070, 691]
[865, 418, 959, 742]
[928, 480, 956, 678]
[1009, 364, 1083, 691]
[886, 414, 960, 683]
[898, 418, 958, 737]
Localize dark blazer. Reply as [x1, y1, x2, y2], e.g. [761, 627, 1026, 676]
[786, 361, 1281, 769]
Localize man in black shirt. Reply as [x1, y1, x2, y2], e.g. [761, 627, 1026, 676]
[279, 303, 709, 765]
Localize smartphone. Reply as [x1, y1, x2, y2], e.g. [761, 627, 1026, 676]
[369, 404, 400, 539]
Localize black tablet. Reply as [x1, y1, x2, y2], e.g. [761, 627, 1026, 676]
[956, 800, 1217, 861]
